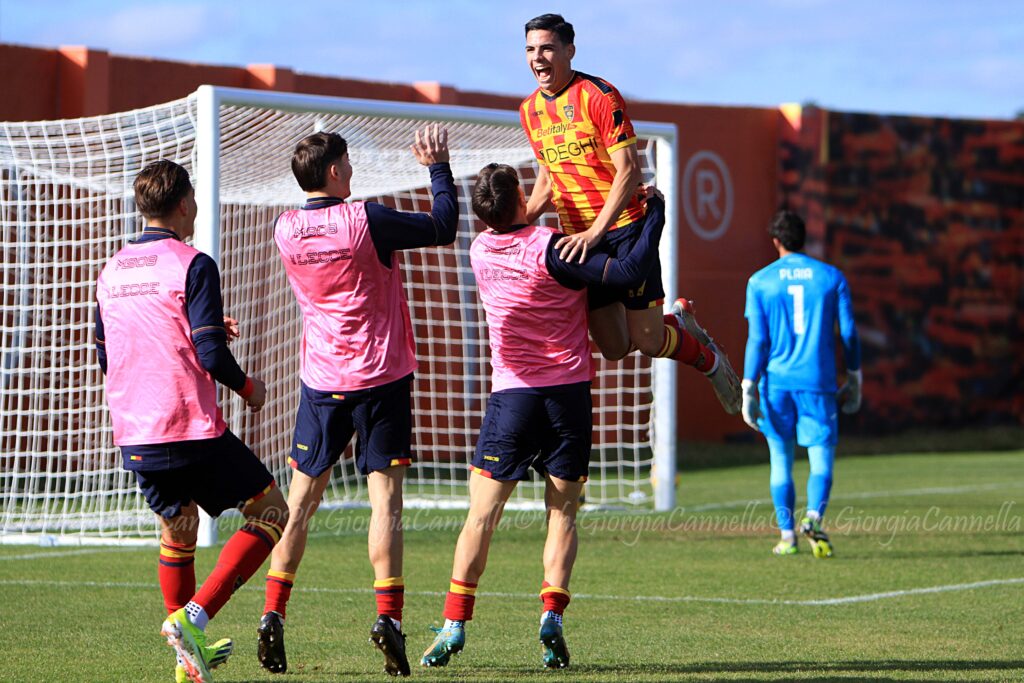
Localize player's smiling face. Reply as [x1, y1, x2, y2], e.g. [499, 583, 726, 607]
[526, 29, 575, 94]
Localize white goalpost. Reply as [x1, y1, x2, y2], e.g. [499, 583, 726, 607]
[0, 85, 677, 546]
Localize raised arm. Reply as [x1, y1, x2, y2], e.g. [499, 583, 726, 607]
[366, 124, 459, 260]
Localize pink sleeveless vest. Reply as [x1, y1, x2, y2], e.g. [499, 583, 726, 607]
[275, 202, 417, 391]
[96, 238, 225, 445]
[470, 225, 591, 392]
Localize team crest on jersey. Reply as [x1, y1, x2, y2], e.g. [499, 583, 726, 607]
[563, 104, 575, 121]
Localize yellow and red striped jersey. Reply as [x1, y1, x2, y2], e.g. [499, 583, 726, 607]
[519, 71, 642, 234]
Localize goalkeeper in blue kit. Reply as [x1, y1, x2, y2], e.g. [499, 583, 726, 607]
[742, 211, 861, 557]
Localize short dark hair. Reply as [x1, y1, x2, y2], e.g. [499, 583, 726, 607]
[291, 132, 348, 192]
[133, 160, 192, 219]
[525, 13, 574, 45]
[768, 210, 806, 251]
[472, 164, 521, 229]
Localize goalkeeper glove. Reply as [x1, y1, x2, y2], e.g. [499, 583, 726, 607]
[837, 368, 863, 414]
[741, 379, 763, 431]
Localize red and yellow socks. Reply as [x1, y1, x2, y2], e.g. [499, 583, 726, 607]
[540, 581, 570, 615]
[443, 578, 478, 622]
[374, 576, 405, 623]
[658, 315, 716, 373]
[158, 539, 196, 614]
[264, 569, 296, 618]
[192, 517, 284, 620]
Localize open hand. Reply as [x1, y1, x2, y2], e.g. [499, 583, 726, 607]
[554, 226, 603, 263]
[411, 123, 450, 166]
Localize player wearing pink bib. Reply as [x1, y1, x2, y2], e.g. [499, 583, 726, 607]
[258, 126, 457, 678]
[274, 198, 416, 391]
[95, 160, 288, 683]
[422, 164, 664, 671]
[471, 221, 591, 393]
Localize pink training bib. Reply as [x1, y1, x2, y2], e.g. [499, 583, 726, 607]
[96, 238, 225, 445]
[471, 225, 591, 392]
[275, 202, 417, 391]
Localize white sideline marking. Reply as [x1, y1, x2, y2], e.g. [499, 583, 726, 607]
[1, 577, 1022, 607]
[685, 481, 1024, 513]
[0, 548, 137, 561]
[792, 578, 1024, 606]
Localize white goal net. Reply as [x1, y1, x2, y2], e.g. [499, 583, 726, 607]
[0, 86, 676, 545]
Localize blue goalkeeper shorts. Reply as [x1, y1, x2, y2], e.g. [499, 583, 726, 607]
[759, 388, 838, 447]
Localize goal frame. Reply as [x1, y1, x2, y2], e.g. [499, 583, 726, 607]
[200, 85, 678, 544]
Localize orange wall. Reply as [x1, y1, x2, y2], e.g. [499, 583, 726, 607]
[0, 45, 59, 120]
[631, 103, 780, 442]
[0, 43, 781, 442]
[0, 44, 476, 120]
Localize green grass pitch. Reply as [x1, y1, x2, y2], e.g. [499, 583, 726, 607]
[1, 450, 1022, 681]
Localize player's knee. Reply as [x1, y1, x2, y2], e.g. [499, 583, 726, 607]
[597, 344, 630, 361]
[467, 507, 501, 533]
[162, 524, 198, 548]
[545, 505, 578, 532]
[633, 329, 664, 357]
[161, 504, 200, 546]
[246, 487, 290, 528]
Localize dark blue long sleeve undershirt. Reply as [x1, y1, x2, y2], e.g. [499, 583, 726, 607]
[545, 194, 665, 289]
[301, 162, 458, 264]
[95, 228, 246, 391]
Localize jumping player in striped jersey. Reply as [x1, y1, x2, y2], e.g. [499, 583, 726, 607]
[421, 164, 665, 670]
[519, 13, 741, 415]
[258, 125, 457, 678]
[95, 160, 289, 683]
[742, 211, 862, 557]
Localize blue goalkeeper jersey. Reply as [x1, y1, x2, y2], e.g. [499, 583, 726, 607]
[743, 252, 860, 392]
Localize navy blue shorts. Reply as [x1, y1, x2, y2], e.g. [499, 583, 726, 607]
[289, 374, 414, 477]
[471, 382, 592, 483]
[587, 217, 665, 311]
[134, 430, 276, 520]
